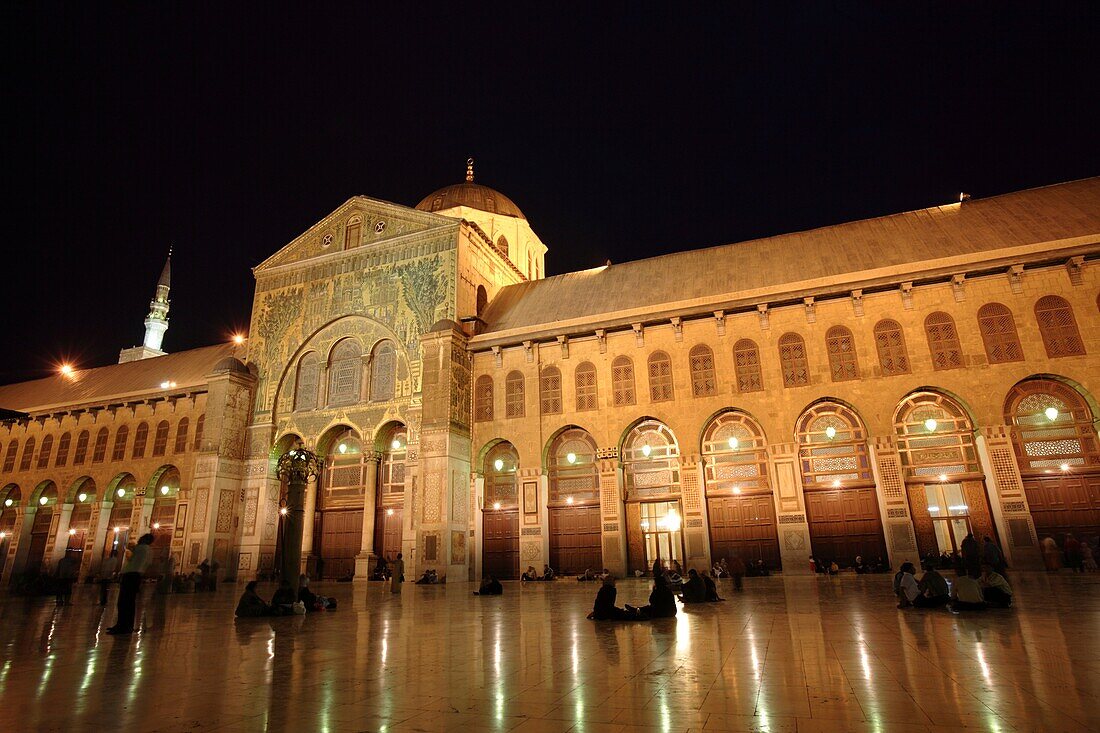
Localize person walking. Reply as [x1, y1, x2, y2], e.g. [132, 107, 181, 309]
[729, 555, 746, 591]
[1041, 536, 1062, 571]
[55, 553, 80, 605]
[391, 552, 404, 595]
[961, 533, 981, 577]
[108, 533, 154, 635]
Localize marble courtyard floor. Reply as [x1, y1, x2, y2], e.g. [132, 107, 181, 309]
[0, 573, 1098, 733]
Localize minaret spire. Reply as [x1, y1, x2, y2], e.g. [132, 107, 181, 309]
[465, 157, 474, 182]
[143, 247, 172, 351]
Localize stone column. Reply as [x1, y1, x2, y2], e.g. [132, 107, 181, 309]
[976, 426, 1042, 569]
[85, 501, 112, 577]
[277, 448, 320, 595]
[9, 506, 37, 580]
[2, 506, 27, 584]
[597, 454, 627, 577]
[767, 442, 813, 574]
[49, 502, 76, 568]
[471, 474, 484, 581]
[679, 455, 710, 573]
[869, 437, 920, 570]
[301, 475, 319, 566]
[355, 453, 381, 579]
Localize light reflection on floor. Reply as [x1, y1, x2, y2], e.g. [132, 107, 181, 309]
[0, 573, 1097, 732]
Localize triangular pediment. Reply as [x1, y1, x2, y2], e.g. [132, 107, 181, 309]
[254, 196, 459, 273]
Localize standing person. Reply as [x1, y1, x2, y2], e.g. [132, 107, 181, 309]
[729, 555, 746, 591]
[1041, 536, 1062, 571]
[982, 536, 1006, 575]
[55, 554, 80, 606]
[391, 552, 404, 595]
[961, 533, 981, 577]
[108, 533, 154, 635]
[1081, 541, 1098, 572]
[1064, 534, 1083, 572]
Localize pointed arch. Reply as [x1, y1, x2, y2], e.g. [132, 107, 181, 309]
[621, 418, 681, 498]
[546, 426, 599, 505]
[1003, 377, 1099, 474]
[328, 338, 363, 406]
[701, 410, 769, 494]
[893, 390, 981, 479]
[795, 400, 873, 487]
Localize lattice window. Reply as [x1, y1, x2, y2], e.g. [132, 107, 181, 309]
[622, 420, 681, 497]
[647, 351, 674, 402]
[294, 352, 320, 411]
[19, 437, 35, 471]
[474, 375, 494, 422]
[92, 429, 108, 464]
[132, 422, 149, 459]
[611, 356, 636, 406]
[380, 425, 407, 499]
[702, 411, 769, 494]
[328, 339, 363, 406]
[55, 433, 70, 467]
[1035, 295, 1085, 357]
[894, 391, 980, 479]
[977, 302, 1024, 363]
[152, 421, 170, 457]
[925, 311, 963, 370]
[495, 235, 509, 257]
[540, 366, 562, 414]
[174, 418, 190, 454]
[796, 402, 873, 486]
[873, 319, 910, 375]
[505, 371, 525, 418]
[111, 426, 129, 461]
[2, 440, 16, 472]
[344, 216, 361, 250]
[322, 429, 366, 508]
[36, 435, 53, 469]
[1005, 378, 1099, 473]
[574, 362, 597, 411]
[778, 333, 809, 387]
[733, 339, 763, 393]
[73, 432, 89, 465]
[548, 428, 600, 504]
[193, 415, 205, 451]
[825, 325, 859, 382]
[689, 344, 717, 397]
[370, 341, 397, 402]
[484, 442, 519, 507]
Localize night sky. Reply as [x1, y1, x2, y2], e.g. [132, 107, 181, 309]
[2, 3, 1097, 386]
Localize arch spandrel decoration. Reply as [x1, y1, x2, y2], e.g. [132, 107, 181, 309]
[894, 391, 981, 480]
[547, 428, 600, 505]
[622, 420, 681, 499]
[702, 411, 769, 495]
[1004, 378, 1100, 474]
[795, 402, 873, 487]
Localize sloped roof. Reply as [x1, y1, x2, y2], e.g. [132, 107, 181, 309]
[479, 178, 1100, 339]
[0, 343, 246, 415]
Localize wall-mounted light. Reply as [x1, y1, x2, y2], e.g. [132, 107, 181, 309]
[160, 486, 170, 495]
[1045, 407, 1059, 422]
[39, 496, 48, 505]
[391, 439, 402, 450]
[938, 473, 948, 483]
[113, 526, 120, 533]
[153, 522, 160, 530]
[117, 488, 126, 498]
[832, 479, 842, 488]
[77, 492, 87, 503]
[566, 496, 574, 505]
[279, 507, 288, 516]
[924, 418, 938, 432]
[3, 498, 12, 507]
[641, 444, 652, 458]
[825, 426, 837, 440]
[386, 508, 395, 516]
[68, 528, 76, 536]
[338, 443, 347, 454]
[566, 452, 577, 465]
[727, 436, 740, 450]
[732, 486, 742, 495]
[493, 458, 504, 472]
[1060, 463, 1070, 472]
[492, 501, 502, 511]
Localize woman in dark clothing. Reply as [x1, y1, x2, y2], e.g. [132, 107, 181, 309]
[587, 577, 636, 620]
[474, 575, 503, 595]
[702, 572, 724, 602]
[632, 576, 677, 619]
[235, 581, 272, 617]
[681, 569, 706, 603]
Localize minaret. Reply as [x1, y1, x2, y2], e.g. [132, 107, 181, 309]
[118, 249, 173, 363]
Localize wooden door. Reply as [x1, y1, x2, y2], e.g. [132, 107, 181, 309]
[150, 501, 176, 567]
[549, 505, 602, 574]
[804, 487, 886, 567]
[25, 507, 53, 576]
[625, 502, 645, 575]
[373, 505, 404, 561]
[482, 509, 519, 579]
[318, 509, 363, 579]
[707, 493, 782, 569]
[1024, 474, 1100, 545]
[66, 504, 92, 563]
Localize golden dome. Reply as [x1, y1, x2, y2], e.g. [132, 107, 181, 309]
[415, 159, 526, 219]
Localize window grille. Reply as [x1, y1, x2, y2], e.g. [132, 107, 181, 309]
[132, 423, 149, 459]
[505, 371, 525, 418]
[611, 356, 636, 406]
[344, 217, 361, 250]
[702, 411, 769, 494]
[174, 418, 190, 453]
[370, 341, 397, 402]
[92, 429, 108, 464]
[622, 420, 681, 498]
[540, 366, 562, 415]
[328, 340, 363, 406]
[873, 319, 910, 375]
[73, 432, 89, 465]
[294, 353, 320, 411]
[55, 433, 70, 467]
[733, 339, 763, 392]
[925, 312, 963, 370]
[894, 391, 980, 479]
[1004, 378, 1099, 473]
[19, 437, 35, 471]
[474, 375, 494, 422]
[1035, 295, 1085, 357]
[153, 421, 170, 457]
[977, 303, 1023, 363]
[3, 440, 17, 472]
[647, 351, 674, 402]
[575, 362, 598, 411]
[111, 426, 129, 461]
[380, 425, 408, 499]
[548, 428, 600, 504]
[193, 415, 205, 451]
[484, 442, 519, 507]
[796, 402, 872, 486]
[689, 345, 717, 396]
[36, 435, 53, 469]
[778, 333, 810, 387]
[825, 326, 859, 382]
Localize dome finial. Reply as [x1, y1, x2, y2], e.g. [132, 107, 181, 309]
[466, 158, 474, 183]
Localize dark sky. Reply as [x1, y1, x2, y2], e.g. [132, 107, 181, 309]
[2, 2, 1097, 385]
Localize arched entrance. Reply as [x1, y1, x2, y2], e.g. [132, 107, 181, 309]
[622, 419, 683, 575]
[1004, 378, 1100, 547]
[148, 467, 181, 569]
[0, 485, 19, 582]
[314, 426, 367, 579]
[103, 475, 137, 574]
[797, 402, 886, 567]
[547, 427, 602, 575]
[702, 411, 781, 569]
[25, 481, 58, 576]
[374, 423, 407, 562]
[895, 391, 997, 557]
[65, 478, 96, 564]
[483, 442, 520, 579]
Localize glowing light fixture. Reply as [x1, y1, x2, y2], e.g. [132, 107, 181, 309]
[3, 498, 12, 507]
[1060, 463, 1070, 472]
[391, 439, 402, 450]
[0, 532, 6, 539]
[386, 508, 394, 516]
[566, 452, 577, 465]
[727, 436, 740, 450]
[566, 496, 574, 505]
[338, 443, 348, 454]
[160, 380, 177, 389]
[733, 486, 742, 495]
[938, 473, 948, 482]
[493, 458, 504, 472]
[492, 501, 502, 511]
[59, 363, 75, 377]
[153, 522, 160, 530]
[232, 333, 246, 344]
[665, 510, 681, 532]
[924, 418, 938, 432]
[39, 496, 48, 505]
[279, 507, 288, 516]
[117, 488, 126, 498]
[68, 529, 76, 536]
[1045, 407, 1059, 422]
[77, 493, 87, 503]
[113, 526, 120, 533]
[832, 479, 842, 488]
[160, 485, 170, 495]
[825, 426, 837, 440]
[641, 444, 652, 458]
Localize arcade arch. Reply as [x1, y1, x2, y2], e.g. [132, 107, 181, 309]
[482, 441, 520, 579]
[546, 427, 601, 575]
[621, 419, 683, 575]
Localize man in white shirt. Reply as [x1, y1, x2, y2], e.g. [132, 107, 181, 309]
[108, 533, 154, 635]
[896, 562, 920, 608]
[950, 572, 987, 612]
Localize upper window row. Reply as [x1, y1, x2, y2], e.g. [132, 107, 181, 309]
[294, 339, 398, 411]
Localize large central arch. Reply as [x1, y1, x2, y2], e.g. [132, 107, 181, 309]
[545, 426, 602, 575]
[621, 418, 683, 575]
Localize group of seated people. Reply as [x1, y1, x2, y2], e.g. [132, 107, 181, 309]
[414, 569, 443, 584]
[578, 568, 612, 582]
[587, 573, 677, 621]
[894, 562, 1013, 611]
[811, 555, 890, 575]
[521, 565, 556, 581]
[474, 575, 503, 595]
[235, 575, 337, 617]
[369, 557, 391, 581]
[680, 568, 724, 603]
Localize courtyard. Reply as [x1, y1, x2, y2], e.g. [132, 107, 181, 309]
[0, 573, 1097, 732]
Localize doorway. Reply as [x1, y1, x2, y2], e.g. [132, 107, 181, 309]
[637, 500, 684, 573]
[707, 493, 781, 569]
[549, 505, 602, 574]
[482, 508, 519, 579]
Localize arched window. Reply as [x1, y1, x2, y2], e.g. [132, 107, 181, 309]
[778, 333, 810, 387]
[611, 356, 636, 406]
[294, 352, 320, 411]
[622, 420, 681, 498]
[795, 402, 873, 487]
[575, 362, 597, 411]
[825, 326, 859, 382]
[91, 429, 108, 463]
[36, 435, 54, 469]
[328, 339, 363, 406]
[648, 351, 674, 402]
[2, 440, 16, 472]
[925, 312, 963, 370]
[379, 425, 408, 501]
[894, 392, 980, 479]
[474, 375, 494, 422]
[540, 365, 562, 414]
[19, 437, 35, 471]
[132, 423, 149, 459]
[319, 428, 367, 511]
[344, 216, 361, 250]
[370, 340, 397, 402]
[476, 285, 488, 317]
[689, 345, 717, 397]
[527, 251, 533, 280]
[193, 415, 205, 451]
[977, 303, 1024, 363]
[111, 426, 129, 461]
[152, 421, 170, 456]
[495, 235, 508, 257]
[733, 339, 763, 393]
[702, 411, 769, 494]
[484, 442, 519, 508]
[1004, 379, 1099, 474]
[548, 428, 599, 504]
[873, 319, 910, 376]
[1035, 295, 1085, 357]
[505, 371, 525, 418]
[73, 431, 89, 465]
[174, 418, 190, 453]
[55, 433, 71, 467]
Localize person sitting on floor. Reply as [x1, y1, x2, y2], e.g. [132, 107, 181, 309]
[702, 571, 724, 602]
[298, 575, 336, 611]
[713, 561, 727, 578]
[474, 575, 503, 595]
[542, 565, 555, 581]
[415, 569, 439, 585]
[521, 566, 538, 582]
[628, 574, 677, 619]
[578, 568, 597, 582]
[895, 562, 921, 608]
[979, 565, 1013, 608]
[371, 557, 390, 581]
[270, 581, 298, 615]
[587, 576, 636, 620]
[915, 563, 950, 607]
[950, 572, 987, 612]
[681, 568, 707, 603]
[235, 581, 273, 617]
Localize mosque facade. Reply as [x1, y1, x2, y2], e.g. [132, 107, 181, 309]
[1, 168, 1098, 585]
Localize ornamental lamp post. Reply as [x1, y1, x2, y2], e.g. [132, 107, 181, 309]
[276, 446, 320, 596]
